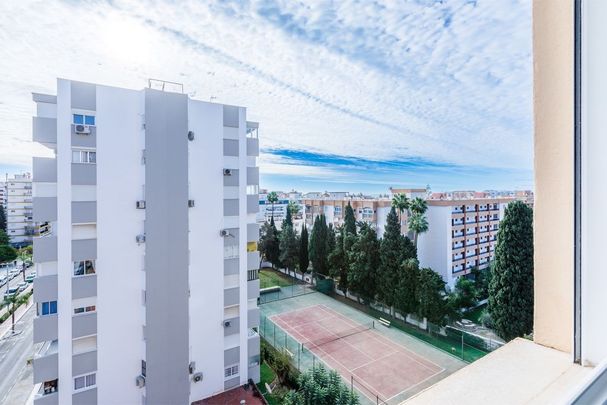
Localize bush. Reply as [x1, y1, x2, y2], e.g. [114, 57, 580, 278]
[478, 309, 494, 329]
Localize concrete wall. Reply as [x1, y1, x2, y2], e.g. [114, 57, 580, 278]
[532, 0, 573, 354]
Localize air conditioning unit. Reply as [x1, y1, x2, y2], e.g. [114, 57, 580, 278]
[223, 320, 231, 328]
[136, 200, 146, 209]
[188, 199, 195, 208]
[75, 124, 91, 135]
[192, 372, 203, 383]
[136, 234, 146, 243]
[136, 375, 146, 388]
[223, 168, 232, 176]
[188, 131, 195, 141]
[220, 229, 231, 237]
[189, 361, 196, 374]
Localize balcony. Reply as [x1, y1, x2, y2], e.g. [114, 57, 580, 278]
[248, 278, 260, 299]
[72, 275, 97, 299]
[32, 116, 57, 148]
[33, 314, 58, 343]
[247, 269, 259, 281]
[33, 275, 57, 303]
[72, 312, 97, 339]
[34, 380, 58, 405]
[33, 157, 57, 183]
[72, 350, 97, 376]
[33, 340, 58, 383]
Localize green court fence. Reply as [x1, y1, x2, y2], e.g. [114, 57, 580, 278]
[260, 313, 388, 405]
[259, 283, 316, 304]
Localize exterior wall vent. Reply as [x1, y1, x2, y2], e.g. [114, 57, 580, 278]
[188, 199, 195, 208]
[192, 372, 203, 383]
[136, 200, 146, 209]
[136, 375, 146, 388]
[136, 234, 146, 243]
[188, 131, 195, 141]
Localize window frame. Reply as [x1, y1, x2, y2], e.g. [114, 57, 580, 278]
[73, 260, 96, 277]
[224, 364, 239, 380]
[72, 149, 96, 164]
[73, 372, 96, 392]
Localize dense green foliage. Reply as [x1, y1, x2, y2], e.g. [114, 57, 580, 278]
[416, 267, 449, 325]
[279, 224, 299, 276]
[309, 215, 330, 276]
[259, 221, 280, 269]
[0, 205, 5, 232]
[298, 224, 309, 273]
[488, 201, 534, 341]
[0, 230, 17, 264]
[378, 207, 406, 306]
[394, 258, 419, 316]
[283, 205, 293, 229]
[283, 366, 359, 405]
[347, 223, 379, 303]
[343, 203, 357, 236]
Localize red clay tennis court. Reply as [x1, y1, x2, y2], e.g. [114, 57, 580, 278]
[270, 304, 444, 403]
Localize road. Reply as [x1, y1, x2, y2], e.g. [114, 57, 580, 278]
[0, 305, 37, 405]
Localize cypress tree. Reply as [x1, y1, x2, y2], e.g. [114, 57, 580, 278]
[299, 224, 309, 273]
[394, 258, 419, 316]
[279, 224, 299, 277]
[488, 201, 534, 341]
[378, 207, 404, 307]
[282, 205, 293, 229]
[328, 227, 350, 293]
[344, 203, 357, 236]
[416, 267, 448, 325]
[266, 218, 280, 269]
[0, 205, 6, 232]
[309, 215, 329, 276]
[347, 223, 379, 304]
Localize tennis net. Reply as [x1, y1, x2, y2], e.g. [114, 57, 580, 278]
[303, 321, 375, 349]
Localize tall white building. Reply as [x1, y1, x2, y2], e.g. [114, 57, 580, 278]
[417, 198, 511, 288]
[31, 79, 261, 405]
[6, 173, 34, 246]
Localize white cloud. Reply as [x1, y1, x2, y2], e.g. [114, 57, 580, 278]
[0, 0, 532, 175]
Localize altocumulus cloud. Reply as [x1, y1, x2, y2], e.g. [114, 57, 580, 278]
[0, 0, 532, 191]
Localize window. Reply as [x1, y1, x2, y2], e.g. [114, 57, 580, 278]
[74, 305, 96, 315]
[74, 373, 96, 391]
[72, 149, 96, 164]
[141, 360, 147, 377]
[224, 364, 239, 379]
[73, 260, 95, 276]
[40, 301, 57, 316]
[73, 114, 95, 126]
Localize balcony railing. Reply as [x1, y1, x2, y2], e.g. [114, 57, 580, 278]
[247, 269, 259, 281]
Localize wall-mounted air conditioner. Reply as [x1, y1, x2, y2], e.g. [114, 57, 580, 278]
[192, 372, 203, 383]
[223, 168, 232, 176]
[223, 320, 231, 328]
[220, 229, 231, 237]
[75, 124, 91, 135]
[188, 131, 195, 141]
[188, 199, 195, 208]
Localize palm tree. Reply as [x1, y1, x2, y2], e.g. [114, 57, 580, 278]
[391, 193, 409, 231]
[409, 212, 429, 248]
[6, 293, 19, 334]
[267, 191, 279, 222]
[409, 197, 428, 215]
[17, 248, 30, 282]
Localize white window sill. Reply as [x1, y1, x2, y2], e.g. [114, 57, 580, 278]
[402, 338, 594, 405]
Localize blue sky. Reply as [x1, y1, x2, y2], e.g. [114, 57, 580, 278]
[0, 0, 532, 193]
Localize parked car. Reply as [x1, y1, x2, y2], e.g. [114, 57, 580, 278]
[4, 287, 19, 300]
[9, 269, 19, 279]
[0, 276, 6, 287]
[17, 282, 27, 292]
[25, 274, 36, 283]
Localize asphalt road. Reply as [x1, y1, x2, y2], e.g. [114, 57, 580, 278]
[0, 305, 36, 405]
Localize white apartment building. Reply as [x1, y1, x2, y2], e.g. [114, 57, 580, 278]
[6, 173, 34, 246]
[417, 198, 511, 288]
[258, 190, 303, 228]
[31, 79, 261, 405]
[0, 181, 7, 207]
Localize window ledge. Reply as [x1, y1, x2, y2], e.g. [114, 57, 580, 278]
[402, 338, 593, 405]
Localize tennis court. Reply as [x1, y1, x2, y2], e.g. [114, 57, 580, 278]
[270, 304, 445, 403]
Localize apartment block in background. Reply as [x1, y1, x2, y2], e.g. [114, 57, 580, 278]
[417, 198, 512, 288]
[31, 79, 260, 405]
[6, 173, 33, 247]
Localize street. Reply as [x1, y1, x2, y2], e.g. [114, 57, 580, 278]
[0, 305, 37, 405]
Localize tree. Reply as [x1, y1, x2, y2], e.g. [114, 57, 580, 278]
[409, 212, 429, 248]
[409, 197, 428, 216]
[6, 293, 19, 334]
[394, 258, 419, 316]
[299, 224, 309, 273]
[343, 203, 357, 236]
[287, 200, 300, 218]
[17, 247, 31, 281]
[378, 207, 404, 308]
[282, 203, 293, 229]
[283, 365, 359, 405]
[328, 227, 347, 290]
[0, 229, 10, 246]
[347, 223, 379, 304]
[488, 201, 534, 341]
[0, 245, 17, 265]
[391, 193, 409, 231]
[259, 222, 280, 269]
[449, 276, 480, 311]
[0, 205, 6, 232]
[267, 191, 279, 222]
[416, 267, 448, 325]
[471, 265, 492, 300]
[279, 224, 299, 277]
[309, 215, 329, 276]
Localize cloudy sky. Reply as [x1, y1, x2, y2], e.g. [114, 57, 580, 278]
[0, 0, 532, 194]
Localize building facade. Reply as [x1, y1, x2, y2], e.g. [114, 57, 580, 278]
[31, 79, 260, 405]
[417, 198, 511, 288]
[6, 173, 34, 247]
